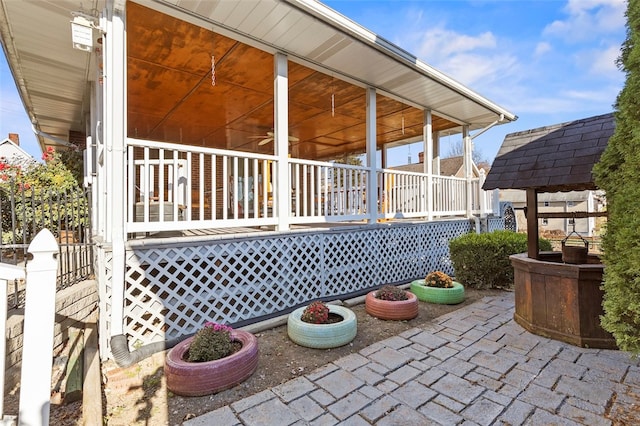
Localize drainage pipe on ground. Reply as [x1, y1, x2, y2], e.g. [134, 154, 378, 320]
[110, 334, 191, 368]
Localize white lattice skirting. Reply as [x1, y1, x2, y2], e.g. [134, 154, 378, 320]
[98, 218, 506, 355]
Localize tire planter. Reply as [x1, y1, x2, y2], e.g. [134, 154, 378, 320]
[365, 290, 419, 320]
[410, 280, 465, 305]
[165, 329, 259, 397]
[287, 305, 357, 349]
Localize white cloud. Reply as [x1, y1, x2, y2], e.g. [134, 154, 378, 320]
[435, 53, 519, 89]
[407, 27, 519, 90]
[543, 0, 625, 43]
[574, 44, 622, 76]
[534, 42, 552, 57]
[415, 27, 496, 60]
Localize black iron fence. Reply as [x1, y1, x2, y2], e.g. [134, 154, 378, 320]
[0, 180, 94, 308]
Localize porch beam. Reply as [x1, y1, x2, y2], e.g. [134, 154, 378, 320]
[274, 52, 290, 231]
[424, 110, 433, 220]
[366, 87, 377, 224]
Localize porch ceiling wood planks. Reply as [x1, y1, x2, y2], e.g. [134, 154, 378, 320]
[0, 0, 516, 156]
[483, 113, 615, 193]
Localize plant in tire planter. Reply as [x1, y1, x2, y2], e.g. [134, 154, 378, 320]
[410, 271, 465, 305]
[165, 322, 259, 397]
[288, 301, 357, 349]
[365, 285, 419, 320]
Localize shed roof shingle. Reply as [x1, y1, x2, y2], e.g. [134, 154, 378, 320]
[483, 113, 614, 192]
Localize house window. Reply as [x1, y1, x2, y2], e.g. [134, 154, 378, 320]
[543, 201, 550, 207]
[567, 201, 575, 207]
[542, 218, 548, 225]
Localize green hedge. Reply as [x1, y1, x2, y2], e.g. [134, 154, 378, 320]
[449, 230, 552, 290]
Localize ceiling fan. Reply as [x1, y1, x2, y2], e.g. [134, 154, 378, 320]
[250, 131, 299, 146]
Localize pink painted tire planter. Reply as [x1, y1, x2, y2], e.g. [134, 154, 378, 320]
[365, 290, 419, 320]
[165, 329, 258, 397]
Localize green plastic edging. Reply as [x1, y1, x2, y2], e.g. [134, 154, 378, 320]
[410, 280, 465, 305]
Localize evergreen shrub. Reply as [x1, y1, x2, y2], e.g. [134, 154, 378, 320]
[449, 230, 552, 290]
[593, 0, 640, 354]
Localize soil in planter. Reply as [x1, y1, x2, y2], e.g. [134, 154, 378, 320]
[184, 340, 243, 362]
[301, 312, 344, 325]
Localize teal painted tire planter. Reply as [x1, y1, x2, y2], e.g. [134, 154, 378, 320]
[287, 305, 357, 349]
[410, 280, 465, 305]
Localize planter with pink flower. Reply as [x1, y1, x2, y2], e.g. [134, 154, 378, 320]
[165, 322, 258, 396]
[287, 301, 357, 349]
[410, 271, 465, 304]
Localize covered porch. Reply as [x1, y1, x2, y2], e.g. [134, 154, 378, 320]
[103, 2, 511, 237]
[0, 0, 516, 358]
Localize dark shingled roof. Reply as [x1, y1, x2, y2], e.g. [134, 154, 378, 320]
[483, 113, 614, 192]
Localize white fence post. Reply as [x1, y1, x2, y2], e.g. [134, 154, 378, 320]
[18, 229, 59, 426]
[0, 264, 26, 426]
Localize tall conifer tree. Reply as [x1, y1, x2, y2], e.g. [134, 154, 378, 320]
[594, 0, 640, 354]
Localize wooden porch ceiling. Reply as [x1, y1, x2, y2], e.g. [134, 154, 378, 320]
[127, 2, 458, 160]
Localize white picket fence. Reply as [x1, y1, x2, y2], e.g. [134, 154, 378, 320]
[0, 230, 59, 426]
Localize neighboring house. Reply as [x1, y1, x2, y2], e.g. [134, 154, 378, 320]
[499, 189, 605, 237]
[1, 1, 517, 362]
[0, 133, 36, 165]
[392, 155, 486, 178]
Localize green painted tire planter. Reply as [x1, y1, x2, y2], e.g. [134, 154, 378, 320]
[287, 305, 357, 349]
[365, 290, 419, 320]
[410, 280, 465, 305]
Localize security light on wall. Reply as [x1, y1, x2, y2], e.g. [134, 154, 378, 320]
[71, 12, 97, 52]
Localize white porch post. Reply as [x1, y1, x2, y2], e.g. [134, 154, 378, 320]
[424, 110, 433, 220]
[381, 145, 387, 169]
[479, 169, 487, 216]
[366, 87, 377, 224]
[104, 0, 127, 335]
[463, 125, 473, 218]
[433, 132, 441, 175]
[89, 79, 101, 239]
[274, 53, 290, 231]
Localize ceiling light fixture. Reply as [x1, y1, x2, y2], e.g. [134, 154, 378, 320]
[70, 11, 98, 52]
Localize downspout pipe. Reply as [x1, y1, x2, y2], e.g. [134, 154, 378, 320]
[31, 123, 79, 149]
[110, 334, 192, 368]
[470, 114, 504, 141]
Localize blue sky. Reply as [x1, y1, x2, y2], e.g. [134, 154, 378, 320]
[0, 0, 626, 165]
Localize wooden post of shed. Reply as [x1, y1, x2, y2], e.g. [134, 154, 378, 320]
[526, 188, 539, 259]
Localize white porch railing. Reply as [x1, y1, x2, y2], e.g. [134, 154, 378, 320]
[377, 169, 428, 219]
[0, 229, 59, 426]
[126, 139, 496, 233]
[289, 158, 369, 223]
